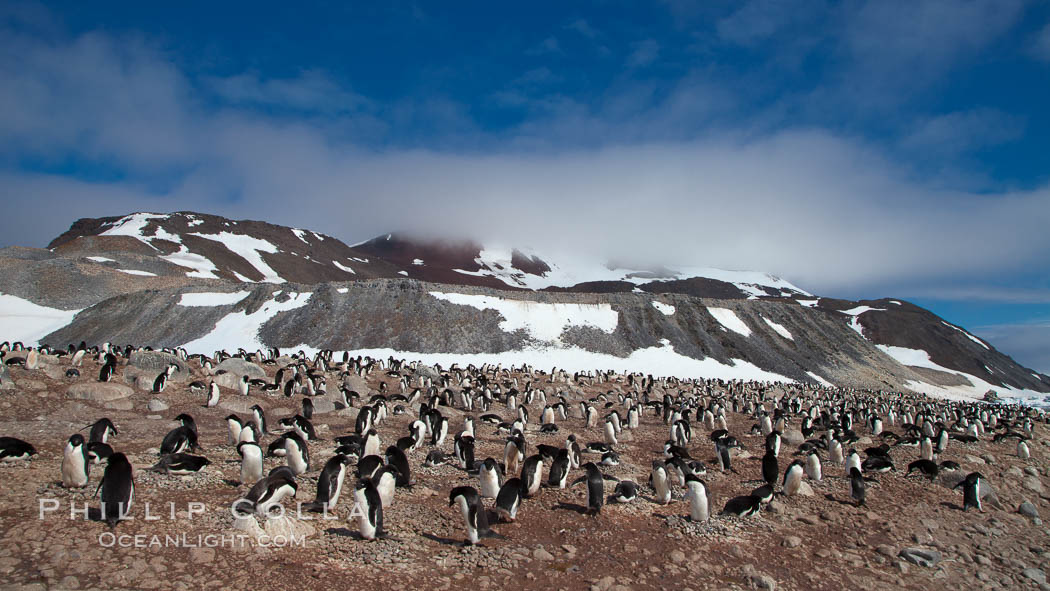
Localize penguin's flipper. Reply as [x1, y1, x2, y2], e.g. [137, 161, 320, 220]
[601, 474, 620, 482]
[570, 476, 587, 487]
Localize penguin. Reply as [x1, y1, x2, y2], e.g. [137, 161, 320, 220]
[805, 451, 822, 481]
[97, 452, 134, 527]
[782, 460, 804, 496]
[520, 454, 544, 498]
[385, 446, 413, 487]
[721, 495, 761, 517]
[953, 472, 983, 512]
[603, 418, 618, 446]
[750, 483, 774, 504]
[1018, 439, 1030, 460]
[761, 449, 779, 486]
[845, 449, 861, 474]
[355, 455, 384, 481]
[829, 439, 844, 465]
[238, 374, 250, 396]
[715, 440, 736, 474]
[152, 371, 168, 394]
[250, 405, 268, 435]
[424, 450, 450, 468]
[238, 441, 264, 485]
[504, 435, 525, 475]
[570, 462, 609, 515]
[205, 382, 220, 407]
[284, 433, 310, 475]
[149, 453, 210, 475]
[454, 434, 476, 471]
[87, 418, 117, 444]
[362, 428, 381, 458]
[353, 478, 385, 541]
[612, 480, 639, 503]
[302, 398, 314, 421]
[546, 450, 570, 489]
[254, 473, 298, 517]
[906, 459, 939, 481]
[61, 434, 90, 487]
[238, 423, 259, 445]
[449, 486, 490, 545]
[861, 456, 894, 473]
[849, 467, 867, 507]
[683, 474, 710, 522]
[651, 460, 672, 505]
[494, 478, 524, 522]
[601, 450, 620, 466]
[226, 415, 245, 445]
[479, 458, 503, 498]
[373, 465, 399, 508]
[566, 434, 582, 469]
[160, 423, 198, 455]
[87, 441, 113, 465]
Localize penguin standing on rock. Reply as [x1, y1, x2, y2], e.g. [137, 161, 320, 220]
[302, 455, 351, 512]
[684, 475, 710, 522]
[353, 478, 385, 540]
[651, 460, 672, 505]
[782, 460, 804, 496]
[238, 442, 263, 485]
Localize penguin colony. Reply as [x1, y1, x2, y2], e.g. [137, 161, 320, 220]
[0, 339, 1046, 579]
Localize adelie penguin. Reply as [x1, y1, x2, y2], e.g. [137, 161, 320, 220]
[238, 442, 264, 485]
[479, 458, 503, 498]
[385, 446, 413, 487]
[520, 454, 544, 498]
[284, 432, 310, 475]
[782, 460, 804, 496]
[98, 452, 134, 528]
[684, 474, 710, 522]
[953, 472, 984, 512]
[87, 418, 117, 444]
[494, 478, 524, 522]
[302, 454, 351, 512]
[149, 453, 210, 475]
[849, 467, 867, 507]
[721, 494, 761, 518]
[160, 415, 198, 455]
[612, 480, 638, 503]
[546, 450, 570, 489]
[570, 462, 616, 515]
[61, 434, 90, 487]
[353, 478, 385, 541]
[450, 485, 495, 544]
[651, 461, 672, 505]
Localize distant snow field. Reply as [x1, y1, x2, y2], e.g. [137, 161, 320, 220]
[177, 291, 251, 307]
[429, 292, 618, 343]
[651, 301, 675, 316]
[180, 292, 313, 352]
[707, 307, 751, 337]
[116, 269, 157, 277]
[762, 317, 793, 340]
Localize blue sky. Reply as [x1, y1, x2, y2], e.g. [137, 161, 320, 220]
[1, 1, 1048, 371]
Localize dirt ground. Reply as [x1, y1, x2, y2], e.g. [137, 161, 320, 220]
[0, 352, 1048, 591]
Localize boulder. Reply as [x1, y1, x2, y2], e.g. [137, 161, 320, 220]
[898, 547, 941, 568]
[67, 382, 133, 402]
[215, 358, 267, 380]
[128, 350, 191, 382]
[782, 429, 805, 445]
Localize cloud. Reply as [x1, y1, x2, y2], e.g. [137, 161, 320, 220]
[625, 40, 660, 69]
[899, 109, 1024, 156]
[1032, 22, 1050, 61]
[565, 19, 598, 39]
[1, 7, 1049, 303]
[898, 287, 1050, 304]
[526, 36, 561, 55]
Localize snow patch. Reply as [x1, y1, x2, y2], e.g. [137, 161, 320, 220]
[177, 291, 251, 307]
[99, 213, 168, 249]
[797, 299, 819, 308]
[291, 229, 309, 244]
[180, 292, 312, 352]
[190, 232, 284, 283]
[848, 316, 866, 338]
[429, 292, 618, 343]
[86, 256, 114, 263]
[412, 259, 425, 266]
[336, 288, 349, 294]
[116, 269, 157, 277]
[333, 261, 355, 274]
[652, 301, 675, 316]
[160, 247, 219, 279]
[707, 307, 751, 337]
[398, 271, 408, 276]
[806, 371, 833, 387]
[0, 293, 81, 345]
[840, 306, 884, 316]
[762, 317, 793, 340]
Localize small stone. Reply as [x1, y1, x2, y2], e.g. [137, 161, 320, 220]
[899, 547, 941, 568]
[189, 547, 215, 564]
[748, 572, 776, 590]
[596, 576, 616, 591]
[782, 536, 802, 548]
[1020, 501, 1039, 519]
[670, 550, 686, 563]
[799, 515, 820, 525]
[1023, 568, 1047, 584]
[562, 544, 577, 554]
[1023, 476, 1044, 494]
[147, 398, 169, 412]
[876, 544, 896, 557]
[533, 548, 554, 561]
[980, 454, 996, 465]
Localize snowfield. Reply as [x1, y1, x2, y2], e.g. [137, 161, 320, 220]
[651, 301, 675, 316]
[707, 307, 751, 337]
[762, 317, 793, 340]
[0, 294, 81, 346]
[180, 292, 313, 352]
[177, 291, 252, 307]
[428, 292, 618, 343]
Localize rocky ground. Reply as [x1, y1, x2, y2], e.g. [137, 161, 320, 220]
[0, 350, 1047, 591]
